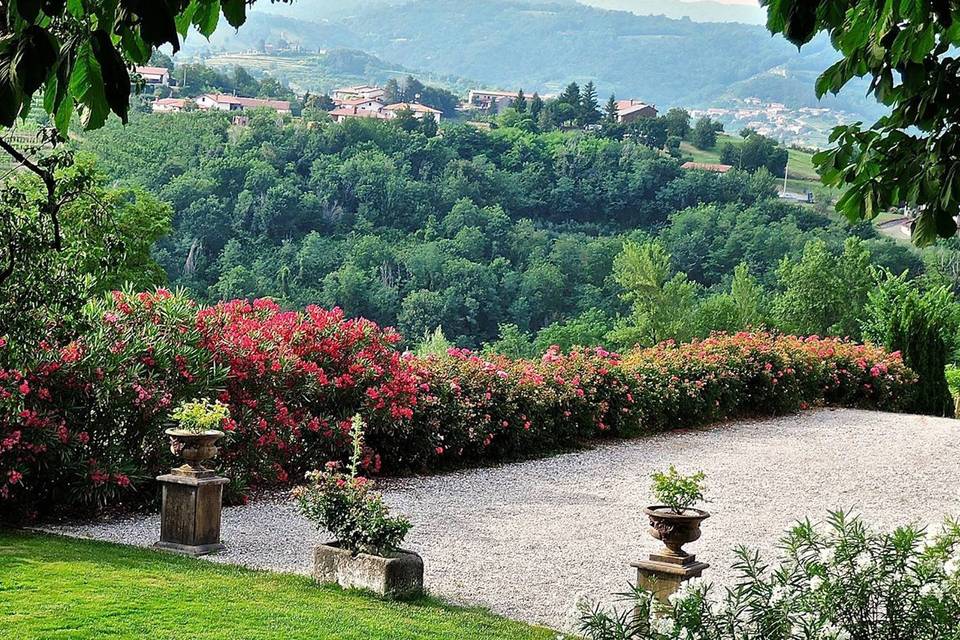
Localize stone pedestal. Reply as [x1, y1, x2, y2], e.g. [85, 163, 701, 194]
[155, 469, 228, 556]
[632, 552, 709, 605]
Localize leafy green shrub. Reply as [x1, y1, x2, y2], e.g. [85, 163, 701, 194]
[861, 270, 957, 417]
[169, 399, 231, 434]
[650, 467, 706, 514]
[293, 416, 411, 555]
[581, 512, 960, 640]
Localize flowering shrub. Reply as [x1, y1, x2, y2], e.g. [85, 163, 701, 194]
[0, 288, 223, 515]
[580, 512, 960, 640]
[619, 333, 914, 430]
[293, 415, 411, 554]
[0, 293, 918, 520]
[196, 299, 420, 492]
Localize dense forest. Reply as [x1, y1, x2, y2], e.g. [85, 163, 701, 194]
[77, 108, 927, 350]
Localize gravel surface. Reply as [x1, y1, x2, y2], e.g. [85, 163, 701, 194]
[43, 408, 960, 631]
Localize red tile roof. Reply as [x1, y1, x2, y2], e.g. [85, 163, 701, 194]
[136, 65, 170, 76]
[383, 102, 442, 114]
[203, 93, 291, 111]
[680, 162, 734, 173]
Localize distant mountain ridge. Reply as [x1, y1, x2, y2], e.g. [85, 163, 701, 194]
[580, 0, 766, 24]
[252, 0, 767, 25]
[192, 0, 880, 120]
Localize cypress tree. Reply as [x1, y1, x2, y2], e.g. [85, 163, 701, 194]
[514, 89, 527, 113]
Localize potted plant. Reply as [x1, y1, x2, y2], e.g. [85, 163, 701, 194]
[645, 466, 709, 560]
[166, 398, 231, 476]
[293, 414, 422, 599]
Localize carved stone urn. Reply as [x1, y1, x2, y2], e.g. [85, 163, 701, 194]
[644, 506, 710, 559]
[165, 428, 224, 477]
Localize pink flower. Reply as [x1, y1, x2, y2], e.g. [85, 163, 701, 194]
[7, 470, 22, 485]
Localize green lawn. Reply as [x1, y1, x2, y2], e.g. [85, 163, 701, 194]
[680, 134, 820, 182]
[0, 531, 559, 640]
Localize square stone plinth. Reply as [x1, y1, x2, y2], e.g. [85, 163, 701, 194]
[155, 473, 229, 556]
[314, 542, 424, 599]
[632, 554, 709, 605]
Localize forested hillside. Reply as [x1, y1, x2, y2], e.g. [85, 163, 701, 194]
[78, 111, 921, 349]
[188, 0, 881, 119]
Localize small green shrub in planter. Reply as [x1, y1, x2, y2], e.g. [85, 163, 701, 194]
[294, 415, 421, 598]
[646, 467, 709, 560]
[580, 511, 960, 640]
[650, 466, 706, 514]
[169, 399, 231, 434]
[165, 399, 232, 473]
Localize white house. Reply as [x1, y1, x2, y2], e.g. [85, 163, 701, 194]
[467, 89, 524, 113]
[196, 93, 292, 115]
[382, 102, 442, 123]
[152, 98, 188, 113]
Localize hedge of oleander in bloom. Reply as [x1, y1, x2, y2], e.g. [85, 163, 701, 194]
[0, 291, 916, 519]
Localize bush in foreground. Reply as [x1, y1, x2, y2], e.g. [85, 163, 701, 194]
[0, 292, 917, 519]
[581, 512, 960, 640]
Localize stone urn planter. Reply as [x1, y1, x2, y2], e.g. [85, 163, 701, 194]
[155, 427, 228, 556]
[313, 542, 424, 599]
[165, 428, 224, 477]
[644, 506, 710, 559]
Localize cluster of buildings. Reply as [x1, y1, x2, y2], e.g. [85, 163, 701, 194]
[137, 65, 293, 117]
[327, 85, 443, 124]
[689, 97, 844, 146]
[138, 67, 656, 129]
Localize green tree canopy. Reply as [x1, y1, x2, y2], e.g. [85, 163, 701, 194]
[761, 0, 960, 245]
[0, 0, 278, 133]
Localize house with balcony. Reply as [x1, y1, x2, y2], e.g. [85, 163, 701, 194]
[195, 94, 292, 115]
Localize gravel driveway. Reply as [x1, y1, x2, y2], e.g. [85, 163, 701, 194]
[44, 408, 960, 630]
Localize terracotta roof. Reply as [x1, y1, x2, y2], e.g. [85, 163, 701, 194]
[680, 162, 734, 173]
[335, 85, 381, 93]
[154, 98, 187, 106]
[136, 65, 170, 76]
[383, 102, 442, 114]
[470, 89, 522, 98]
[619, 104, 655, 116]
[329, 108, 391, 119]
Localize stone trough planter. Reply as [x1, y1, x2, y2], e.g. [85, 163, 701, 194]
[313, 542, 424, 599]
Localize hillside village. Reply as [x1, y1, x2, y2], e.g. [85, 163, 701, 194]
[135, 65, 658, 127]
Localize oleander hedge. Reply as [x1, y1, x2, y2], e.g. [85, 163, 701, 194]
[0, 290, 915, 520]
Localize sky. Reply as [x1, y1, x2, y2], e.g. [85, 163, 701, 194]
[711, 0, 759, 4]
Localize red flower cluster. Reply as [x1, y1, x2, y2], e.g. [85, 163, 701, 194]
[196, 299, 420, 490]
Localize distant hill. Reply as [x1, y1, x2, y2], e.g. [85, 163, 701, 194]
[252, 0, 768, 24]
[579, 0, 766, 24]
[200, 48, 476, 96]
[187, 0, 881, 120]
